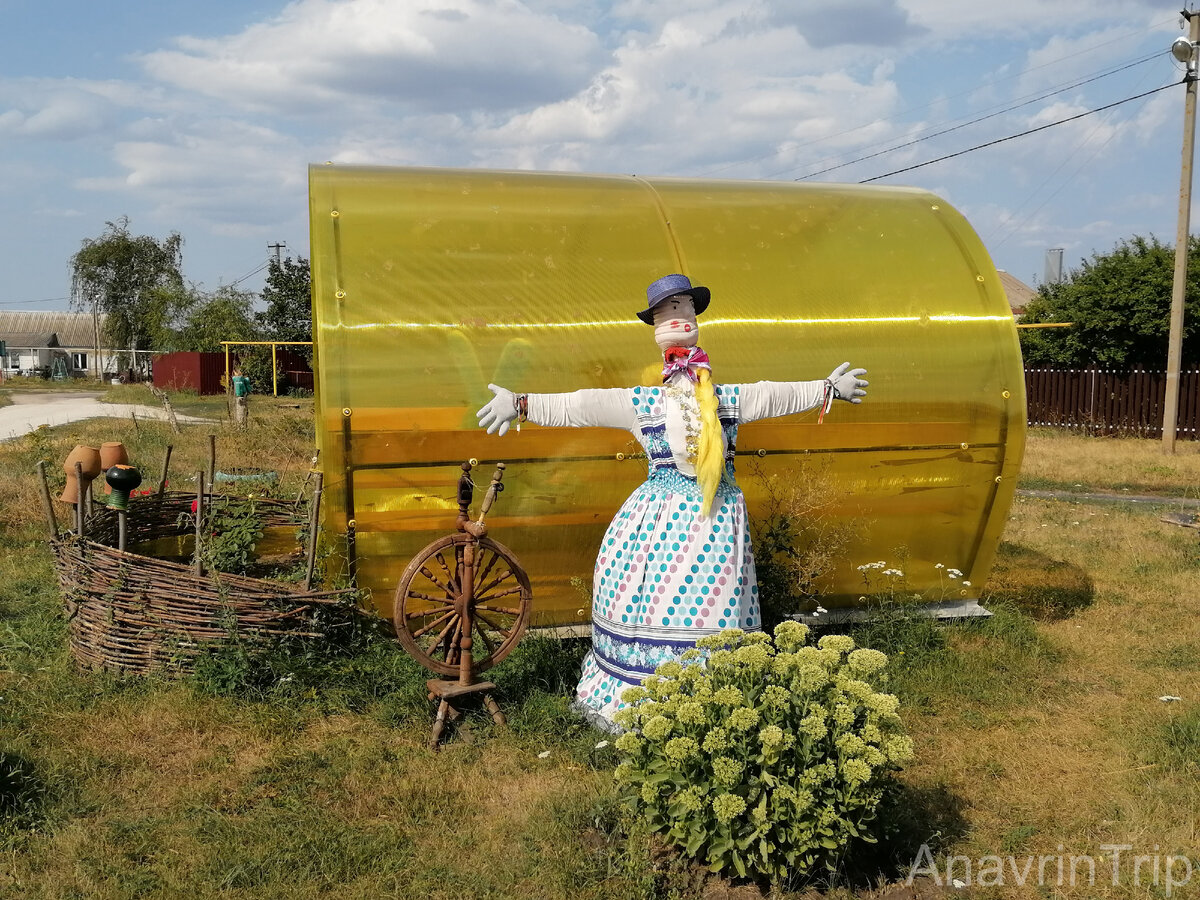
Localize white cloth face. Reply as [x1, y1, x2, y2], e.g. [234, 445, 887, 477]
[652, 296, 699, 351]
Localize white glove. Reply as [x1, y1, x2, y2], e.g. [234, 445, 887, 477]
[476, 383, 518, 435]
[827, 362, 868, 403]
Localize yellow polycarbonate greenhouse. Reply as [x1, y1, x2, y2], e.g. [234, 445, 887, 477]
[308, 165, 1024, 626]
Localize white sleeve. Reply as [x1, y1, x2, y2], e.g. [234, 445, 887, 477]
[528, 388, 637, 431]
[734, 380, 827, 424]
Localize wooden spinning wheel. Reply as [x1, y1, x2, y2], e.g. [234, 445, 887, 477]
[393, 533, 532, 676]
[392, 461, 533, 747]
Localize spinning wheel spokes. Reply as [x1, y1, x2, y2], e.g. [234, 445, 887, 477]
[394, 533, 532, 677]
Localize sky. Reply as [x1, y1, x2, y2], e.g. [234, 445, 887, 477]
[0, 0, 1190, 309]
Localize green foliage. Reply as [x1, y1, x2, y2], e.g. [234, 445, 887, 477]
[188, 603, 426, 712]
[746, 460, 861, 631]
[201, 496, 265, 575]
[177, 286, 261, 352]
[0, 751, 48, 832]
[258, 256, 312, 362]
[1019, 234, 1200, 368]
[613, 623, 913, 882]
[69, 217, 185, 365]
[237, 347, 281, 396]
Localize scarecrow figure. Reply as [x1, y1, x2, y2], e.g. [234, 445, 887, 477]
[231, 367, 252, 427]
[477, 274, 868, 728]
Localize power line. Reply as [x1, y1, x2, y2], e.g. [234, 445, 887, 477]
[859, 80, 1180, 184]
[793, 51, 1161, 181]
[697, 16, 1176, 178]
[227, 259, 270, 288]
[0, 297, 70, 306]
[987, 51, 1162, 251]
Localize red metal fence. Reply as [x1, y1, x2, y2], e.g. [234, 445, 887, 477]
[1024, 368, 1200, 438]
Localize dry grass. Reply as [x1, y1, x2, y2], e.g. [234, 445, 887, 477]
[0, 395, 316, 534]
[1021, 427, 1200, 497]
[2, 409, 1200, 898]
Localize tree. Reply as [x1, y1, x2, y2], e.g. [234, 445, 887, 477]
[69, 218, 185, 375]
[258, 256, 311, 360]
[1019, 235, 1200, 369]
[177, 286, 260, 352]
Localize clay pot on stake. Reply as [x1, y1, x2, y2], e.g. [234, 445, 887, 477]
[99, 442, 129, 494]
[61, 446, 102, 533]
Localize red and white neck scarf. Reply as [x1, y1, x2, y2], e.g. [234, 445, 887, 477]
[662, 346, 711, 383]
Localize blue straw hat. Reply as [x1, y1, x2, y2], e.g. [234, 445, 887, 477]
[637, 273, 711, 324]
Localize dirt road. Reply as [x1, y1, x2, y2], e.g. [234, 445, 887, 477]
[0, 390, 213, 441]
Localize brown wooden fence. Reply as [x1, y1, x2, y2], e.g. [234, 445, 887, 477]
[1024, 368, 1200, 438]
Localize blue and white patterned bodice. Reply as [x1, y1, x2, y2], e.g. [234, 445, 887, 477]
[628, 384, 740, 480]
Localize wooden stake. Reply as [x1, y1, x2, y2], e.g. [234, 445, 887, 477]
[294, 450, 321, 507]
[303, 472, 324, 591]
[193, 472, 205, 576]
[158, 444, 173, 497]
[36, 461, 58, 540]
[74, 462, 85, 539]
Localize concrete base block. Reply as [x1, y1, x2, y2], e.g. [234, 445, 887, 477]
[791, 599, 993, 627]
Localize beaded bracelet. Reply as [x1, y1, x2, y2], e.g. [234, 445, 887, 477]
[817, 379, 835, 425]
[514, 393, 528, 429]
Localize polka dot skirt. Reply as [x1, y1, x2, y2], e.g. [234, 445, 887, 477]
[575, 469, 761, 727]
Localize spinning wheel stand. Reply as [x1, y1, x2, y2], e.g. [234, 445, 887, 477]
[393, 462, 533, 749]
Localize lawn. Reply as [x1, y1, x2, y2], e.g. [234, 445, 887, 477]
[0, 417, 1197, 899]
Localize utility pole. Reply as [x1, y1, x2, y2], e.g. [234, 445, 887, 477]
[1165, 9, 1200, 453]
[267, 242, 286, 264]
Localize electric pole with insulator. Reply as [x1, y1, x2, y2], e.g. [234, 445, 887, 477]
[1164, 9, 1200, 452]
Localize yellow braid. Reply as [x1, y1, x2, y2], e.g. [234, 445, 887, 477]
[694, 368, 723, 517]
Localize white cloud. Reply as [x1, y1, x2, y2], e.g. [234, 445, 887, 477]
[139, 0, 604, 116]
[0, 79, 118, 140]
[903, 0, 1167, 41]
[0, 0, 1190, 303]
[77, 118, 308, 235]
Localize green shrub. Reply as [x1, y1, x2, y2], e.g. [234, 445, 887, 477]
[612, 622, 913, 882]
[202, 496, 265, 575]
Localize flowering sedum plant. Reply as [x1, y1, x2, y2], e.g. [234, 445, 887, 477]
[612, 622, 913, 880]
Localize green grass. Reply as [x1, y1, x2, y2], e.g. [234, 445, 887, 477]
[3, 410, 1200, 897]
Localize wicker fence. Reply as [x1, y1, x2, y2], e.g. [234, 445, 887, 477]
[1025, 368, 1200, 438]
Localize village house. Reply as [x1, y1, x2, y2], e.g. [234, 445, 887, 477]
[997, 270, 1036, 317]
[0, 310, 118, 379]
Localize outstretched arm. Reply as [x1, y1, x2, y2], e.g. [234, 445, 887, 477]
[736, 363, 868, 424]
[476, 384, 636, 435]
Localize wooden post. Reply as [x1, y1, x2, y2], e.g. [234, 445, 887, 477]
[74, 462, 85, 538]
[294, 450, 321, 507]
[342, 409, 357, 585]
[303, 473, 324, 591]
[36, 461, 57, 540]
[194, 471, 205, 576]
[117, 510, 128, 553]
[158, 444, 173, 497]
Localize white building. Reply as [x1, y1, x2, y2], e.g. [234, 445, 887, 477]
[0, 310, 119, 378]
